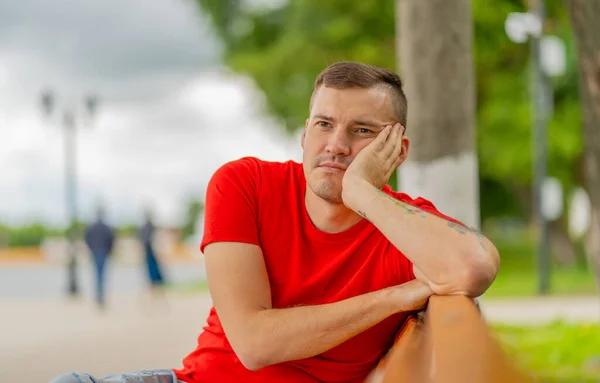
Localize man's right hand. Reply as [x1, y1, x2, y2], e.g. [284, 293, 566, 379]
[389, 279, 434, 312]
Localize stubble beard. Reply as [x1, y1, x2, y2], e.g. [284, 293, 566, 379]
[310, 177, 344, 204]
[306, 155, 351, 205]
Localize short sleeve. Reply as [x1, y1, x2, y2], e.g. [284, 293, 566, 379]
[200, 157, 261, 253]
[388, 245, 416, 282]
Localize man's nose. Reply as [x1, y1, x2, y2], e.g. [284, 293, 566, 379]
[325, 127, 351, 156]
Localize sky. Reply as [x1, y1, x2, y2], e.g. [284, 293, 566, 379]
[0, 0, 302, 228]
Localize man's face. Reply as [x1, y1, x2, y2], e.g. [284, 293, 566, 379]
[301, 86, 400, 204]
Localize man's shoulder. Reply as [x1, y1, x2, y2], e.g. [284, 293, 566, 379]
[217, 156, 302, 180]
[223, 156, 300, 169]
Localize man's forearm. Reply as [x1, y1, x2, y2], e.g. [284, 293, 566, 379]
[239, 280, 430, 370]
[348, 181, 499, 296]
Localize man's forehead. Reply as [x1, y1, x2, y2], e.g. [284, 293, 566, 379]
[310, 87, 395, 120]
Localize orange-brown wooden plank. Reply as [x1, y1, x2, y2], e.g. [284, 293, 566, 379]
[377, 295, 534, 383]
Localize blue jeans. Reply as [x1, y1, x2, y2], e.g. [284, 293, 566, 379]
[91, 250, 109, 307]
[48, 369, 185, 383]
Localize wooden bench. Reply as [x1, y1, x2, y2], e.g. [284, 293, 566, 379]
[366, 295, 534, 383]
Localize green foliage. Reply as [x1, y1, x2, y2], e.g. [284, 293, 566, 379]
[10, 223, 48, 247]
[116, 224, 138, 237]
[493, 321, 600, 380]
[196, 0, 396, 132]
[484, 229, 597, 297]
[0, 222, 61, 247]
[0, 220, 140, 248]
[195, 0, 585, 224]
[181, 199, 205, 240]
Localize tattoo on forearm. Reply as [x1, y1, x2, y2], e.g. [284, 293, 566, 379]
[447, 221, 487, 251]
[376, 190, 428, 218]
[475, 231, 487, 251]
[374, 189, 489, 253]
[448, 221, 468, 235]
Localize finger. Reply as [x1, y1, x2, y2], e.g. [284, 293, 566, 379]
[374, 125, 393, 150]
[384, 156, 403, 181]
[390, 125, 405, 160]
[382, 123, 401, 157]
[394, 155, 403, 168]
[388, 154, 403, 175]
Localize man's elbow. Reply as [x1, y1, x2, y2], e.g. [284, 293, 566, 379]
[237, 350, 268, 372]
[431, 248, 499, 297]
[460, 246, 500, 297]
[232, 333, 274, 371]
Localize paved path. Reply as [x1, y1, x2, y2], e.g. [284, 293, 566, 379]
[478, 295, 600, 325]
[0, 262, 207, 383]
[1, 292, 213, 383]
[0, 262, 205, 300]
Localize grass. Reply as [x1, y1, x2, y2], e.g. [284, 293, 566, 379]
[485, 232, 599, 380]
[493, 321, 600, 381]
[485, 267, 597, 298]
[484, 232, 598, 298]
[168, 279, 208, 293]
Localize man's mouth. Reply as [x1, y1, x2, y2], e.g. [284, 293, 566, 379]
[318, 162, 347, 171]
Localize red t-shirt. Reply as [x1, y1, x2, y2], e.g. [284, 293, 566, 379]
[173, 157, 462, 383]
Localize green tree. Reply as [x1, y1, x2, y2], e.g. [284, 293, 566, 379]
[5, 222, 49, 247]
[181, 199, 205, 240]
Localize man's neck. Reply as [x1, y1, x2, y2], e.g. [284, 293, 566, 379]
[304, 188, 363, 233]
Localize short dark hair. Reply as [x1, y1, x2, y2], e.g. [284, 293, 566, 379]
[311, 62, 408, 128]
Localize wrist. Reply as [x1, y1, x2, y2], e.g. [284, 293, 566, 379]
[389, 280, 434, 313]
[341, 178, 377, 212]
[374, 286, 406, 315]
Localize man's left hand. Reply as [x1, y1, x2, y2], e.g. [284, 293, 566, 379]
[342, 123, 405, 210]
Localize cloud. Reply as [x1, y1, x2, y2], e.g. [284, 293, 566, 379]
[0, 0, 220, 80]
[0, 0, 302, 228]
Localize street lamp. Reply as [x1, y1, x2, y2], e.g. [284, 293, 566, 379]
[39, 89, 99, 298]
[505, 1, 567, 295]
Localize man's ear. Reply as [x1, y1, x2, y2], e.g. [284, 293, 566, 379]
[396, 136, 410, 168]
[301, 119, 309, 150]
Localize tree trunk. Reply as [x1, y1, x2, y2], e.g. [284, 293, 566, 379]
[512, 184, 578, 265]
[549, 218, 578, 266]
[566, 0, 600, 289]
[395, 0, 479, 229]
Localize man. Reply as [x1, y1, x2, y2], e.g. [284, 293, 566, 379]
[139, 208, 167, 298]
[84, 206, 115, 310]
[49, 62, 499, 383]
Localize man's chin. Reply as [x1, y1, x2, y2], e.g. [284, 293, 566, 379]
[313, 185, 343, 204]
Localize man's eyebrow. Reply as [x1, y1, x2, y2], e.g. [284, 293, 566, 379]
[352, 119, 386, 129]
[313, 114, 335, 121]
[312, 115, 388, 129]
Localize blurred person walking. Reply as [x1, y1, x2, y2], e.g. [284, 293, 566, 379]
[84, 206, 115, 310]
[139, 209, 167, 300]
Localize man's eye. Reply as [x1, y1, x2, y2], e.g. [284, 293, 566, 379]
[356, 128, 373, 134]
[317, 121, 330, 128]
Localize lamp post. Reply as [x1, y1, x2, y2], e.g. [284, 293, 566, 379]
[505, 1, 566, 295]
[40, 90, 98, 298]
